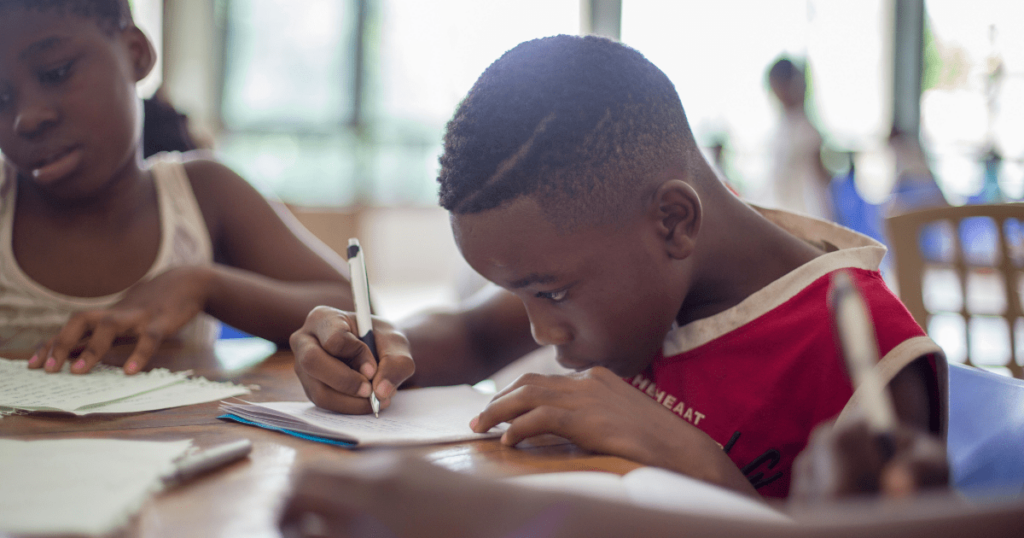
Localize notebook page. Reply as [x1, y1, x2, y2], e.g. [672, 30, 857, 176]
[223, 384, 503, 446]
[0, 357, 187, 414]
[76, 377, 249, 415]
[0, 438, 192, 535]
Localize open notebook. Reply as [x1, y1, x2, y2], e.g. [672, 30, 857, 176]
[220, 384, 504, 447]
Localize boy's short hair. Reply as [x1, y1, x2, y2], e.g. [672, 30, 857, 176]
[438, 34, 696, 230]
[0, 0, 132, 32]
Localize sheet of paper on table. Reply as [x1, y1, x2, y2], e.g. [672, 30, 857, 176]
[220, 384, 505, 447]
[0, 438, 193, 535]
[0, 357, 249, 415]
[509, 468, 792, 523]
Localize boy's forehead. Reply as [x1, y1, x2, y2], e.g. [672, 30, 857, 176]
[451, 197, 556, 250]
[450, 196, 615, 282]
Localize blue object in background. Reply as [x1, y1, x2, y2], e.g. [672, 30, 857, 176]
[947, 362, 1024, 498]
[218, 323, 253, 340]
[829, 171, 886, 245]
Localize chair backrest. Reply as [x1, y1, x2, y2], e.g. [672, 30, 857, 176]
[886, 203, 1024, 378]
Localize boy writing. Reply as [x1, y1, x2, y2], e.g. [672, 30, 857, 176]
[289, 35, 946, 499]
[0, 0, 353, 374]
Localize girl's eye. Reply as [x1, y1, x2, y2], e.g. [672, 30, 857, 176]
[0, 89, 11, 111]
[535, 289, 568, 302]
[39, 62, 72, 85]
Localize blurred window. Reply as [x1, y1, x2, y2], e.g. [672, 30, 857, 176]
[216, 0, 578, 206]
[622, 0, 890, 201]
[922, 0, 1024, 203]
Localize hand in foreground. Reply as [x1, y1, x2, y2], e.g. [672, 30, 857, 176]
[790, 419, 949, 502]
[28, 266, 212, 375]
[280, 453, 741, 538]
[469, 367, 754, 494]
[290, 306, 415, 414]
[279, 453, 548, 538]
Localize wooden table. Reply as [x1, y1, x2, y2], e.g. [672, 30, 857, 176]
[0, 344, 639, 538]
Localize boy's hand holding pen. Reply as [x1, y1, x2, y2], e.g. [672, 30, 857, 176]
[289, 240, 415, 415]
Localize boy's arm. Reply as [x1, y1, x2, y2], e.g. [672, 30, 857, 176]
[888, 356, 941, 434]
[399, 285, 538, 387]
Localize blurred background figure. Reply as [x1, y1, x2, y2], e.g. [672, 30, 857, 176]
[766, 57, 834, 221]
[143, 89, 201, 158]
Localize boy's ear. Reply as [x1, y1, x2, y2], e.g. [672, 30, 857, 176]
[122, 26, 156, 82]
[650, 179, 702, 260]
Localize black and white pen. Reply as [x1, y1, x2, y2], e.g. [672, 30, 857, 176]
[347, 238, 380, 418]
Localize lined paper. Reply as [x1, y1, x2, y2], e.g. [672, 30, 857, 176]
[0, 357, 248, 415]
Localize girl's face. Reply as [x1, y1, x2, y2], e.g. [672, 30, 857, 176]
[0, 8, 152, 200]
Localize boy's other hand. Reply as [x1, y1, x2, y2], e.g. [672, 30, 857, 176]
[290, 306, 415, 414]
[470, 367, 731, 478]
[28, 266, 212, 375]
[790, 420, 949, 502]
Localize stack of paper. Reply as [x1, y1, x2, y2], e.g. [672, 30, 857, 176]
[0, 357, 249, 415]
[221, 384, 504, 447]
[0, 439, 192, 535]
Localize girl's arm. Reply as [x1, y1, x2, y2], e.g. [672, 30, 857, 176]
[34, 155, 353, 375]
[184, 156, 353, 344]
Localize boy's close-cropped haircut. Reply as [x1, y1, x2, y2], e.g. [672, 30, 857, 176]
[438, 34, 698, 231]
[0, 0, 132, 32]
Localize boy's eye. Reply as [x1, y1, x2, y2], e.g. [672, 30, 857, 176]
[39, 61, 73, 85]
[0, 90, 11, 111]
[535, 289, 568, 302]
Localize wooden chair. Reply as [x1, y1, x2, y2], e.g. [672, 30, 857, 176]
[886, 203, 1024, 378]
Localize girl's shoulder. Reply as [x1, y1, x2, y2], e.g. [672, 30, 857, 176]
[154, 151, 287, 255]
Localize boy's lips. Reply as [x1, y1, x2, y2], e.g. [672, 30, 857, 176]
[555, 353, 595, 371]
[30, 147, 83, 184]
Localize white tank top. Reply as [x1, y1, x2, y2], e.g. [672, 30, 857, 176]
[0, 153, 219, 351]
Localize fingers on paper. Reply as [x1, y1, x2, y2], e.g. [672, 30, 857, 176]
[123, 325, 167, 375]
[472, 374, 573, 440]
[40, 310, 150, 374]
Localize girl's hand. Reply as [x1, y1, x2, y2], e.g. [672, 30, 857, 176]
[290, 306, 416, 415]
[27, 266, 213, 375]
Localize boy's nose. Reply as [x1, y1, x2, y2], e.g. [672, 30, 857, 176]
[13, 98, 59, 138]
[527, 309, 572, 347]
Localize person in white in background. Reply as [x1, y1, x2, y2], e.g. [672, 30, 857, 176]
[767, 58, 834, 221]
